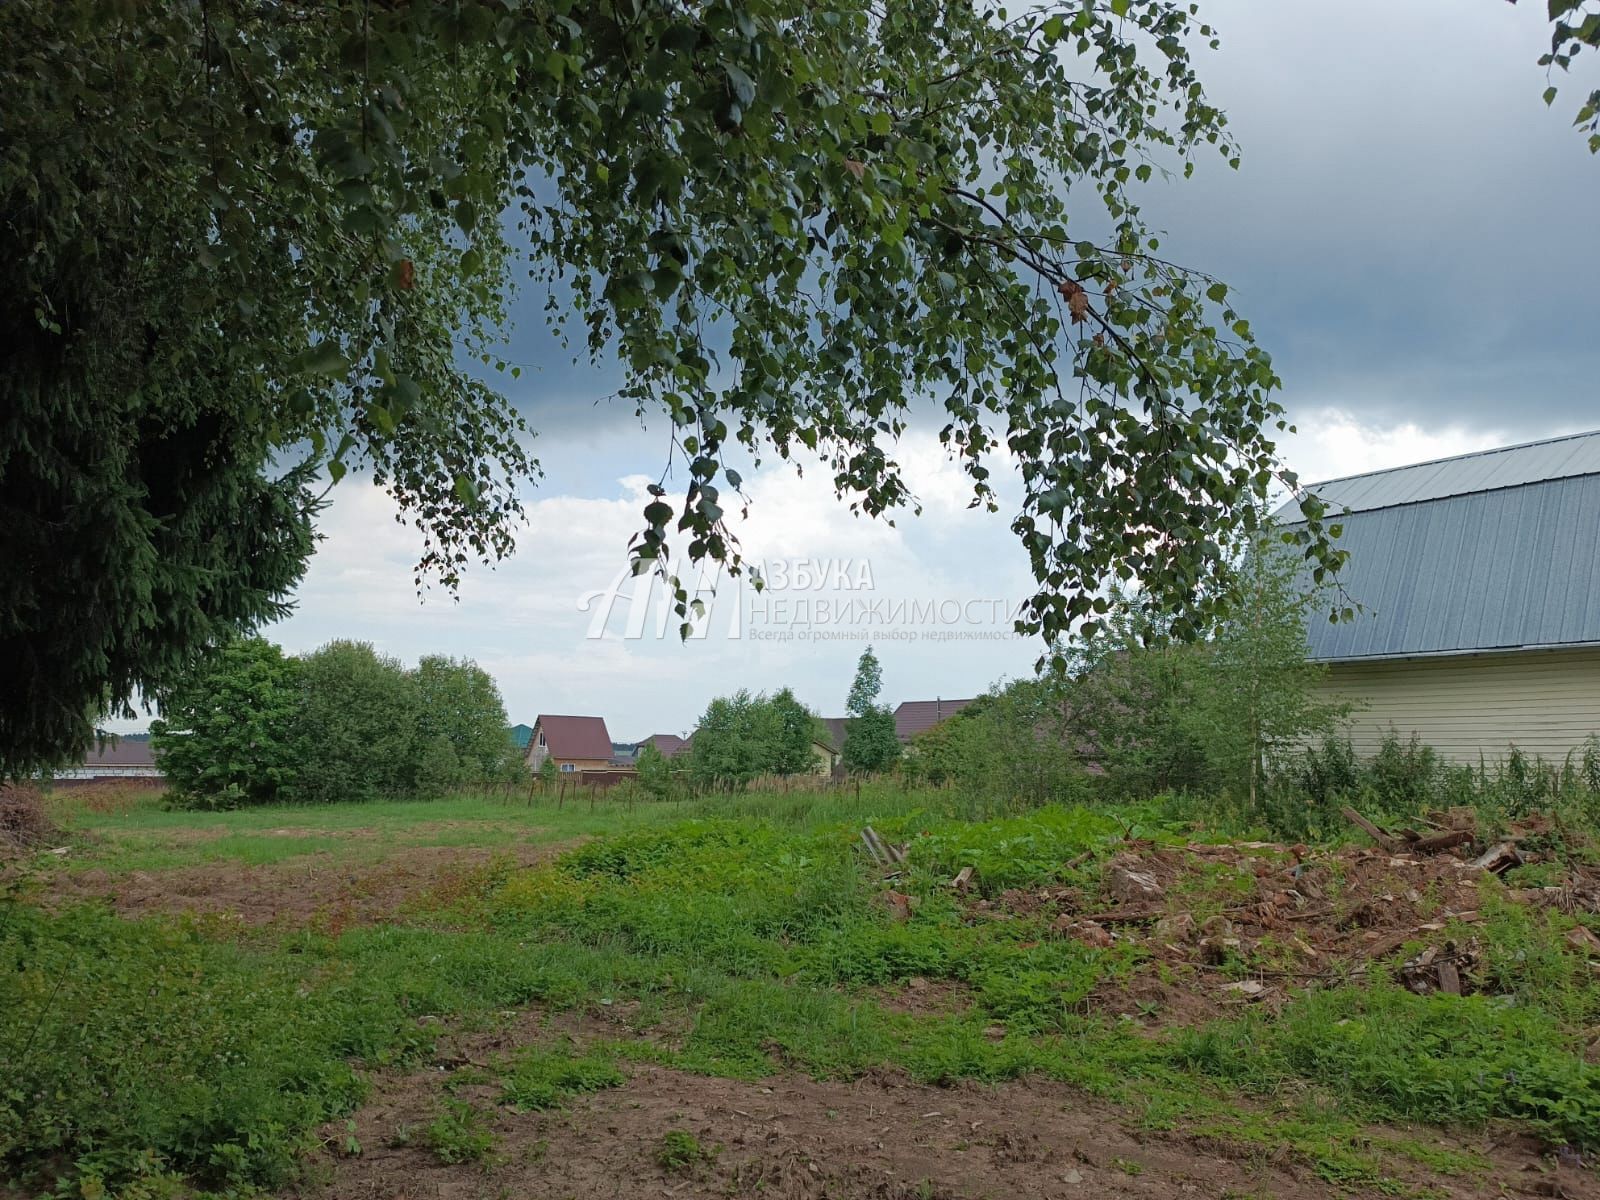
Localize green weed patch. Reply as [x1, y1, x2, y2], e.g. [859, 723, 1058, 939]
[499, 1043, 626, 1111]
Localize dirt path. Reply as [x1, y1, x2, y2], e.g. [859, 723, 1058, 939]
[294, 1064, 1591, 1200]
[290, 1017, 1592, 1200]
[35, 840, 575, 928]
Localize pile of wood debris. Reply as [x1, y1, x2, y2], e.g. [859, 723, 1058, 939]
[863, 806, 1600, 1023]
[0, 784, 61, 857]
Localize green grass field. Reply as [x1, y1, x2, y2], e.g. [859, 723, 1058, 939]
[4, 786, 1599, 1198]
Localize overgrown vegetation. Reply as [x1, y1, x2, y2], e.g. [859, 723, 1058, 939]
[150, 637, 525, 808]
[499, 1043, 625, 1112]
[1255, 730, 1600, 841]
[902, 675, 1084, 807]
[687, 687, 826, 788]
[1061, 540, 1348, 806]
[7, 786, 1600, 1196]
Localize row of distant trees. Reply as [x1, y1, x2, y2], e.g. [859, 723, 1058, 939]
[674, 553, 1339, 804]
[151, 638, 524, 808]
[146, 547, 1336, 811]
[663, 648, 903, 792]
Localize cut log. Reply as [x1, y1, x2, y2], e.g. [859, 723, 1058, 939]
[1436, 960, 1462, 996]
[1409, 829, 1475, 855]
[949, 865, 975, 892]
[1342, 806, 1402, 852]
[1469, 840, 1522, 874]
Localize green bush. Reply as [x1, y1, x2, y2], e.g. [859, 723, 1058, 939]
[1260, 729, 1600, 840]
[688, 687, 830, 787]
[903, 678, 1091, 811]
[150, 637, 302, 808]
[289, 640, 420, 803]
[152, 637, 527, 807]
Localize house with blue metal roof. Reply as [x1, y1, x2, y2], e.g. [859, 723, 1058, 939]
[1279, 429, 1600, 764]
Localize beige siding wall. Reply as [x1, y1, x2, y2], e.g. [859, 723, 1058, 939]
[1318, 648, 1600, 764]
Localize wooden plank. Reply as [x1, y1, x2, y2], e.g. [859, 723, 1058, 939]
[1436, 960, 1462, 996]
[1342, 806, 1402, 852]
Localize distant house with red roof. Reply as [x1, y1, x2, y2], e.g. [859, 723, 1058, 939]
[814, 700, 975, 757]
[892, 698, 975, 743]
[637, 733, 691, 760]
[526, 714, 616, 773]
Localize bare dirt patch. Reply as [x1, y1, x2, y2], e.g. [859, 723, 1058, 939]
[872, 976, 978, 1019]
[291, 1020, 1589, 1200]
[36, 841, 577, 928]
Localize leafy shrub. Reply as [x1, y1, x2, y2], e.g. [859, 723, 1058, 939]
[289, 640, 420, 804]
[410, 655, 527, 792]
[689, 687, 830, 787]
[150, 638, 302, 808]
[903, 678, 1091, 811]
[1261, 729, 1600, 840]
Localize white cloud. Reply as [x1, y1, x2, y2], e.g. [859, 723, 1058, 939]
[94, 412, 1556, 743]
[100, 410, 1544, 743]
[258, 433, 1040, 737]
[1277, 408, 1513, 487]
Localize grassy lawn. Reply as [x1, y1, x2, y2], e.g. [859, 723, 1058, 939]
[36, 792, 654, 870]
[4, 787, 1599, 1198]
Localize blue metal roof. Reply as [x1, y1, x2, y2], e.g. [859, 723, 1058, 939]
[1302, 471, 1600, 661]
[1276, 428, 1600, 520]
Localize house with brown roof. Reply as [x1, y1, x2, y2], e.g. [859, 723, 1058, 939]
[892, 698, 976, 743]
[638, 733, 691, 760]
[526, 714, 616, 773]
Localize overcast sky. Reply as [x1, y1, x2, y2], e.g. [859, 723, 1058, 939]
[117, 0, 1597, 739]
